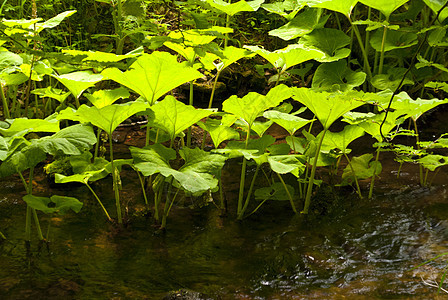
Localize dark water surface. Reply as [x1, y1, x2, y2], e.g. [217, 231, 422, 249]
[1, 157, 448, 299]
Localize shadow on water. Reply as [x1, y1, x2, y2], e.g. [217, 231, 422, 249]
[1, 154, 448, 299]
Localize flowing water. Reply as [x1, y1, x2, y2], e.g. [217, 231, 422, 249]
[1, 137, 448, 299]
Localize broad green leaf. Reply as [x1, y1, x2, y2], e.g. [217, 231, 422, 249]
[201, 46, 254, 72]
[0, 51, 23, 67]
[286, 135, 308, 154]
[298, 28, 351, 62]
[62, 49, 142, 62]
[291, 88, 366, 129]
[312, 60, 366, 92]
[359, 0, 409, 19]
[425, 81, 448, 93]
[168, 29, 217, 47]
[244, 44, 323, 71]
[262, 0, 306, 20]
[149, 96, 213, 142]
[370, 29, 417, 52]
[352, 20, 400, 31]
[214, 135, 275, 160]
[198, 115, 240, 148]
[423, 0, 448, 22]
[307, 0, 358, 17]
[341, 153, 382, 185]
[102, 52, 203, 105]
[57, 100, 149, 135]
[268, 155, 305, 175]
[416, 54, 448, 73]
[206, 0, 264, 16]
[0, 144, 45, 177]
[131, 145, 225, 194]
[255, 182, 295, 201]
[268, 8, 328, 40]
[130, 144, 176, 176]
[371, 67, 414, 90]
[417, 154, 448, 171]
[31, 86, 71, 103]
[388, 94, 448, 120]
[23, 194, 83, 215]
[428, 27, 448, 47]
[342, 110, 405, 141]
[0, 72, 28, 86]
[85, 87, 130, 108]
[35, 10, 76, 32]
[53, 71, 103, 99]
[263, 110, 313, 135]
[2, 18, 41, 28]
[223, 84, 292, 127]
[35, 124, 96, 156]
[0, 118, 59, 137]
[321, 124, 365, 153]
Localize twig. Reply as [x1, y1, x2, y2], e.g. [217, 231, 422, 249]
[420, 275, 448, 294]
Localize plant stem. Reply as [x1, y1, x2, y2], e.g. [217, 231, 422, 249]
[343, 153, 363, 199]
[0, 83, 10, 118]
[25, 205, 32, 241]
[32, 208, 43, 240]
[94, 129, 102, 159]
[187, 81, 194, 147]
[0, 230, 5, 240]
[378, 19, 389, 75]
[277, 173, 297, 214]
[85, 182, 113, 221]
[109, 134, 122, 224]
[302, 129, 326, 214]
[237, 128, 251, 216]
[349, 19, 373, 82]
[136, 171, 149, 208]
[238, 163, 260, 219]
[368, 149, 381, 199]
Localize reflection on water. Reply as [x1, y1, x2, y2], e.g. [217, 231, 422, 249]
[0, 166, 448, 299]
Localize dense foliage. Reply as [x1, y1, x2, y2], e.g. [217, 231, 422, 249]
[1, 0, 448, 244]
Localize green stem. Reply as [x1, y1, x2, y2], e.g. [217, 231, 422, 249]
[277, 173, 297, 214]
[94, 129, 102, 159]
[378, 21, 389, 75]
[136, 171, 149, 208]
[368, 149, 381, 199]
[25, 205, 31, 242]
[187, 81, 194, 147]
[109, 134, 122, 224]
[0, 230, 5, 240]
[343, 153, 363, 199]
[423, 169, 429, 186]
[412, 118, 424, 186]
[302, 129, 326, 214]
[237, 127, 251, 216]
[238, 163, 260, 219]
[85, 182, 113, 222]
[349, 19, 373, 82]
[0, 83, 10, 119]
[32, 208, 43, 241]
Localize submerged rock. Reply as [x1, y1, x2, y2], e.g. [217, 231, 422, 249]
[162, 289, 207, 300]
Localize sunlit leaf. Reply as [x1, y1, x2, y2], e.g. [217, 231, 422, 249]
[84, 87, 130, 108]
[148, 96, 213, 142]
[102, 52, 203, 105]
[298, 28, 351, 62]
[291, 88, 366, 129]
[57, 100, 149, 135]
[206, 0, 264, 16]
[423, 0, 448, 22]
[263, 110, 313, 135]
[359, 0, 409, 19]
[312, 60, 366, 91]
[31, 86, 71, 103]
[198, 115, 240, 148]
[268, 8, 328, 40]
[307, 0, 358, 17]
[53, 71, 103, 99]
[0, 117, 59, 137]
